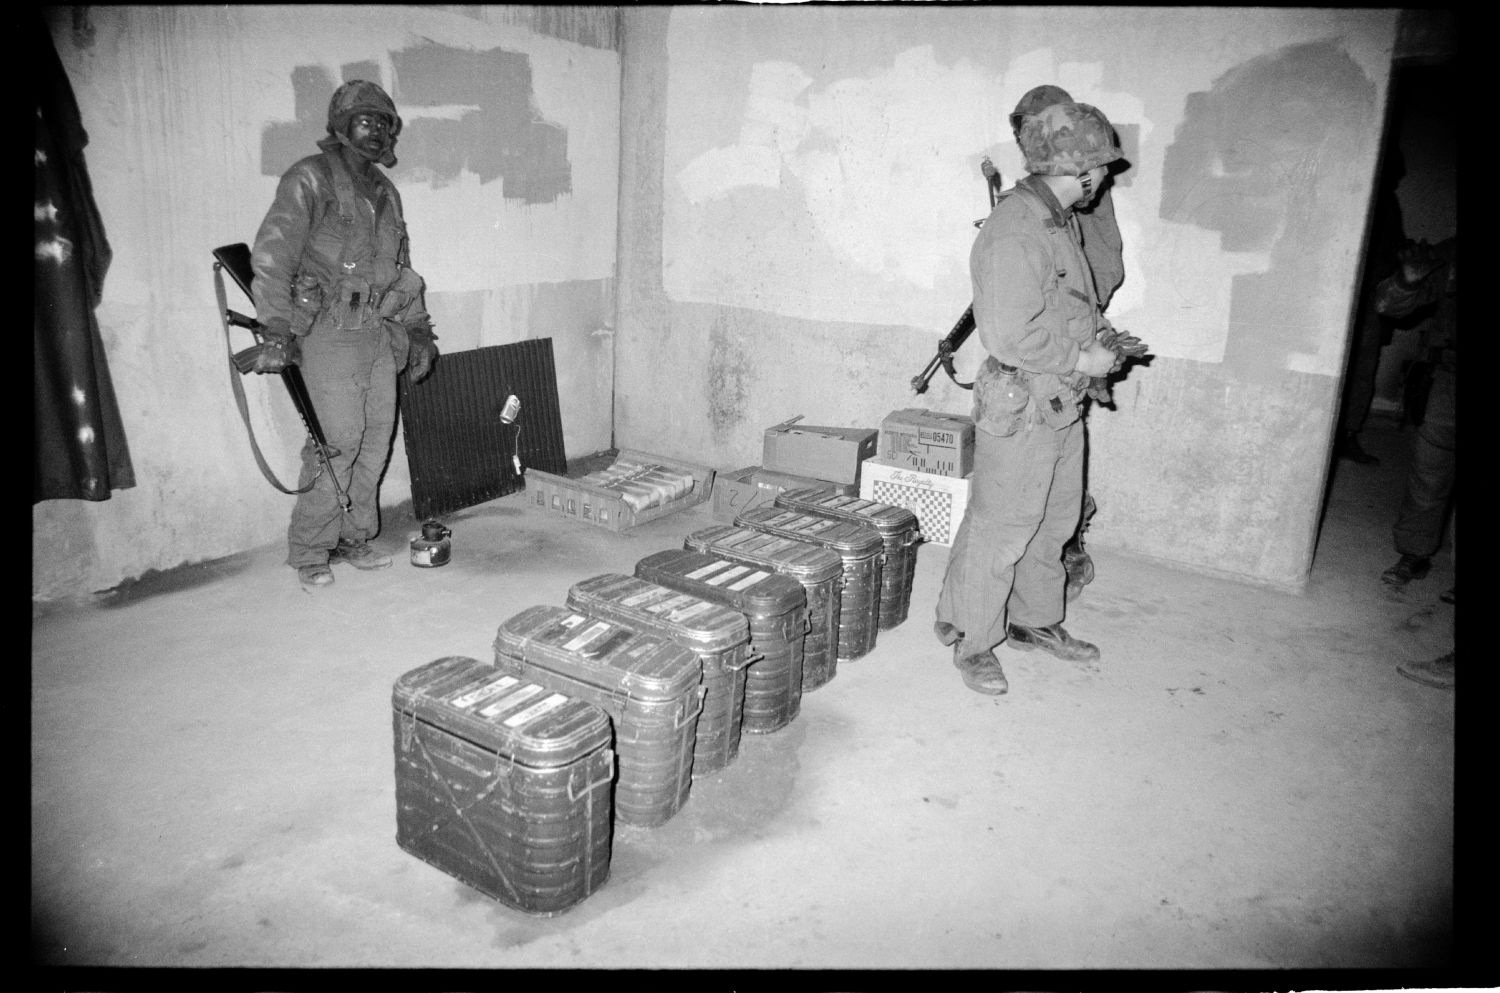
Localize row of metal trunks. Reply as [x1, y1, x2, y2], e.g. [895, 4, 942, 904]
[390, 485, 921, 916]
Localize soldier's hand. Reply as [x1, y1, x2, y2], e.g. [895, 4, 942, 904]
[1396, 240, 1442, 285]
[249, 318, 299, 374]
[1074, 342, 1115, 378]
[1085, 377, 1113, 405]
[407, 332, 438, 383]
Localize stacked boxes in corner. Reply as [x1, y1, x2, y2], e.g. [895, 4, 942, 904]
[859, 460, 971, 547]
[878, 408, 975, 478]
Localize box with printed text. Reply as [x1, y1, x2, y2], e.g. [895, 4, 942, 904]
[858, 459, 971, 547]
[879, 408, 975, 478]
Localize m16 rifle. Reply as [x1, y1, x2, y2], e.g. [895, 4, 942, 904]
[212, 242, 351, 514]
[911, 156, 1003, 394]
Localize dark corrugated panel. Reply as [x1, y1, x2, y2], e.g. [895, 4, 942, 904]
[399, 339, 568, 521]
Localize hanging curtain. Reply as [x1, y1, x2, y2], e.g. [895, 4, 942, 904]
[34, 15, 134, 503]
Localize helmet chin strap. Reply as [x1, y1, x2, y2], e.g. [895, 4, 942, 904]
[1078, 172, 1094, 201]
[337, 128, 397, 168]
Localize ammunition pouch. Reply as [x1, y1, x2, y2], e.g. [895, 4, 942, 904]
[973, 357, 1030, 437]
[973, 357, 1082, 436]
[327, 275, 375, 330]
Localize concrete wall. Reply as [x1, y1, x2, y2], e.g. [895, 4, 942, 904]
[34, 5, 620, 601]
[617, 6, 1399, 592]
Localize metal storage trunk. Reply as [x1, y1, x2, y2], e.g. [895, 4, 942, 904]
[684, 525, 844, 693]
[734, 506, 884, 662]
[773, 486, 922, 630]
[634, 548, 809, 736]
[391, 655, 615, 916]
[492, 606, 705, 828]
[566, 574, 751, 778]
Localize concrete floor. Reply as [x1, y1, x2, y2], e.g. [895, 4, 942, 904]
[32, 413, 1461, 973]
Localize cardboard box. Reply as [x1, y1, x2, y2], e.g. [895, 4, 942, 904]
[879, 408, 975, 478]
[762, 417, 879, 487]
[711, 466, 856, 522]
[859, 459, 971, 546]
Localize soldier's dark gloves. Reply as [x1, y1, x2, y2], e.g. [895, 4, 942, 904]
[237, 317, 300, 374]
[1097, 327, 1149, 375]
[406, 325, 439, 383]
[1396, 239, 1443, 286]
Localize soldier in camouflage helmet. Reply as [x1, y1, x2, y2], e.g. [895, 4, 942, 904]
[1008, 87, 1127, 603]
[1017, 101, 1123, 177]
[316, 79, 404, 168]
[250, 80, 439, 589]
[935, 100, 1123, 694]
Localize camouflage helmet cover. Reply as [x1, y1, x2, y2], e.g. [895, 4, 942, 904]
[1009, 84, 1073, 132]
[1018, 101, 1122, 177]
[324, 79, 402, 139]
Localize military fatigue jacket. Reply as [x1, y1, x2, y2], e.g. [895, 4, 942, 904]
[969, 175, 1100, 436]
[251, 150, 429, 341]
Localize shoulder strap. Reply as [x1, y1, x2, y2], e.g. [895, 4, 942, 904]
[214, 263, 317, 495]
[318, 150, 358, 224]
[318, 151, 408, 266]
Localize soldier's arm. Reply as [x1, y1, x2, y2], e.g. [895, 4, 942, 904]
[973, 229, 1080, 375]
[250, 165, 317, 331]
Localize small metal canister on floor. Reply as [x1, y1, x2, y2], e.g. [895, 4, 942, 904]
[410, 520, 452, 567]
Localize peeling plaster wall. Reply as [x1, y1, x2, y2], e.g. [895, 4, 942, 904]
[617, 6, 1398, 592]
[34, 5, 620, 601]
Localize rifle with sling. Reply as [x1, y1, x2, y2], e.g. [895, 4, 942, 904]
[212, 242, 351, 513]
[911, 157, 1004, 394]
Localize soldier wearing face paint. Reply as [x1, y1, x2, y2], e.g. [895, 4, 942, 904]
[250, 80, 438, 589]
[935, 101, 1125, 695]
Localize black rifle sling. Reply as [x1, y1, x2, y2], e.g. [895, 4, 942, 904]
[214, 262, 319, 495]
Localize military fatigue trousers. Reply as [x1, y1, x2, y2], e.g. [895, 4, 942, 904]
[935, 418, 1084, 656]
[1393, 365, 1456, 559]
[286, 324, 398, 568]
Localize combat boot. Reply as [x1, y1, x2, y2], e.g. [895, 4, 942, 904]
[330, 538, 393, 570]
[953, 646, 1008, 695]
[1381, 554, 1430, 589]
[1006, 622, 1100, 662]
[1063, 493, 1098, 602]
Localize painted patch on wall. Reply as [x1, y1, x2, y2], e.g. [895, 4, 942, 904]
[664, 40, 1145, 330]
[261, 44, 571, 203]
[1159, 41, 1376, 383]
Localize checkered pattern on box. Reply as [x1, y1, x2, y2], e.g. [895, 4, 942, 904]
[869, 478, 956, 544]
